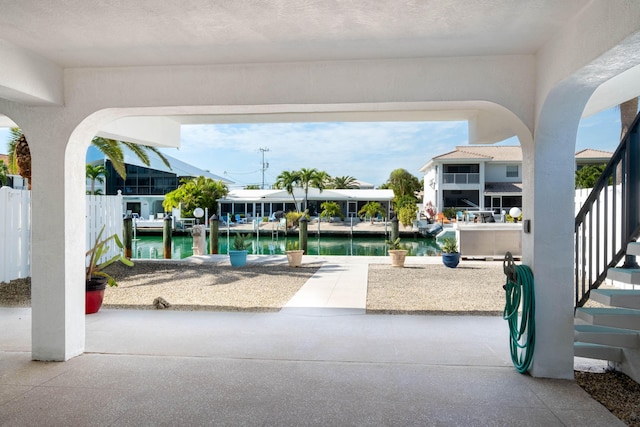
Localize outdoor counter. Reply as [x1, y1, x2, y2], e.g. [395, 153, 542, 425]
[455, 222, 522, 260]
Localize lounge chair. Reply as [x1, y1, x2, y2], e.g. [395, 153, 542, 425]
[436, 212, 451, 224]
[235, 214, 247, 224]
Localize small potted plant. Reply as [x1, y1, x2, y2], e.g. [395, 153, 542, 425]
[85, 225, 134, 314]
[441, 236, 460, 268]
[385, 237, 408, 267]
[285, 240, 304, 267]
[229, 232, 252, 267]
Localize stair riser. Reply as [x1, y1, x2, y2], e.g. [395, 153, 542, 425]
[581, 314, 640, 330]
[590, 293, 640, 310]
[627, 242, 640, 256]
[574, 331, 639, 348]
[607, 268, 640, 285]
[574, 344, 623, 362]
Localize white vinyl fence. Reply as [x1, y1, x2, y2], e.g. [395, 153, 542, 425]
[0, 190, 123, 283]
[0, 187, 31, 282]
[86, 194, 124, 263]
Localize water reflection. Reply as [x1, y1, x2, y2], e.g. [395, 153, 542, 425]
[131, 235, 443, 259]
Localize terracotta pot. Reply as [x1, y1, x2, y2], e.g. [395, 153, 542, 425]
[286, 250, 304, 267]
[388, 249, 408, 267]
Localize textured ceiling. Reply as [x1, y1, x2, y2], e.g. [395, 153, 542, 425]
[0, 0, 589, 67]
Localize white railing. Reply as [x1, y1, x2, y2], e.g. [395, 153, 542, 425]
[0, 190, 123, 283]
[0, 187, 31, 282]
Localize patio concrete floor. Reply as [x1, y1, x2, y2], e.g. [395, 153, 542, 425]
[0, 255, 622, 426]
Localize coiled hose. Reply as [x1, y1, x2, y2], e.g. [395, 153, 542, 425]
[502, 252, 535, 374]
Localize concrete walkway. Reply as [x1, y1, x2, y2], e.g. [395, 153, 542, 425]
[0, 256, 622, 426]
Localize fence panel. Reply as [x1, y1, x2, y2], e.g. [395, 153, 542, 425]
[0, 187, 31, 282]
[1, 192, 122, 282]
[86, 194, 124, 265]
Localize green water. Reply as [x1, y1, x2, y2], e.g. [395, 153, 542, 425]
[131, 235, 443, 259]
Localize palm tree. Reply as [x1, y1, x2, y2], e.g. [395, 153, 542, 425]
[298, 167, 326, 212]
[332, 175, 358, 189]
[86, 164, 107, 195]
[90, 136, 171, 179]
[6, 127, 22, 174]
[7, 129, 31, 189]
[620, 97, 639, 139]
[358, 201, 385, 223]
[7, 129, 172, 188]
[274, 170, 301, 211]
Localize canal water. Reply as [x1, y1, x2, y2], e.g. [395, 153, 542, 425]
[131, 235, 443, 259]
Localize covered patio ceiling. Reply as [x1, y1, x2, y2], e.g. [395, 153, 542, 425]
[0, 1, 589, 68]
[0, 1, 634, 133]
[0, 1, 609, 107]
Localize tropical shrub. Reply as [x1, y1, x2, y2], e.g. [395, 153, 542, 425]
[442, 207, 457, 219]
[0, 160, 8, 186]
[385, 237, 402, 250]
[398, 204, 418, 228]
[320, 201, 344, 221]
[285, 211, 307, 227]
[441, 237, 459, 253]
[163, 176, 229, 218]
[232, 233, 253, 250]
[358, 201, 385, 223]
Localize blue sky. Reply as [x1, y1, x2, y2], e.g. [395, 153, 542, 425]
[0, 106, 623, 186]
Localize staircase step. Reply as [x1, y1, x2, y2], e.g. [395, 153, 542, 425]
[574, 342, 623, 362]
[590, 289, 640, 309]
[574, 324, 640, 348]
[607, 267, 640, 285]
[627, 241, 640, 256]
[576, 307, 640, 330]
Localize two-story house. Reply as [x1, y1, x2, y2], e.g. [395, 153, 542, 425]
[420, 146, 612, 216]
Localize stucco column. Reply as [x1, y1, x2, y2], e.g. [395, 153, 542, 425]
[522, 86, 589, 379]
[26, 119, 87, 361]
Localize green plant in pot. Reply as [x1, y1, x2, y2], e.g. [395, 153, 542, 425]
[86, 225, 134, 314]
[285, 240, 304, 267]
[229, 232, 252, 267]
[385, 237, 407, 267]
[441, 236, 460, 268]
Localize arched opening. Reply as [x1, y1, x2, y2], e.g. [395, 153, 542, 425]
[64, 102, 531, 341]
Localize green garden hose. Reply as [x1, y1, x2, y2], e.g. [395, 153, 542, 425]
[502, 252, 535, 374]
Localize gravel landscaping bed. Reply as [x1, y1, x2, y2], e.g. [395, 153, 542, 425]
[101, 261, 322, 311]
[367, 263, 505, 315]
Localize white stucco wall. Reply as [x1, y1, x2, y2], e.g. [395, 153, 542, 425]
[484, 163, 521, 183]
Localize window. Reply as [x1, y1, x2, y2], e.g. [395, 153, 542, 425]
[506, 165, 519, 178]
[444, 164, 479, 174]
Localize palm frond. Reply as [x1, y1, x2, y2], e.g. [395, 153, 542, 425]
[121, 141, 150, 166]
[92, 137, 126, 179]
[143, 145, 172, 170]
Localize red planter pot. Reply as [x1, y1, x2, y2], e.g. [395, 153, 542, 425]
[86, 277, 107, 314]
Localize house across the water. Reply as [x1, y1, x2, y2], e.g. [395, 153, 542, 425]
[420, 145, 612, 216]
